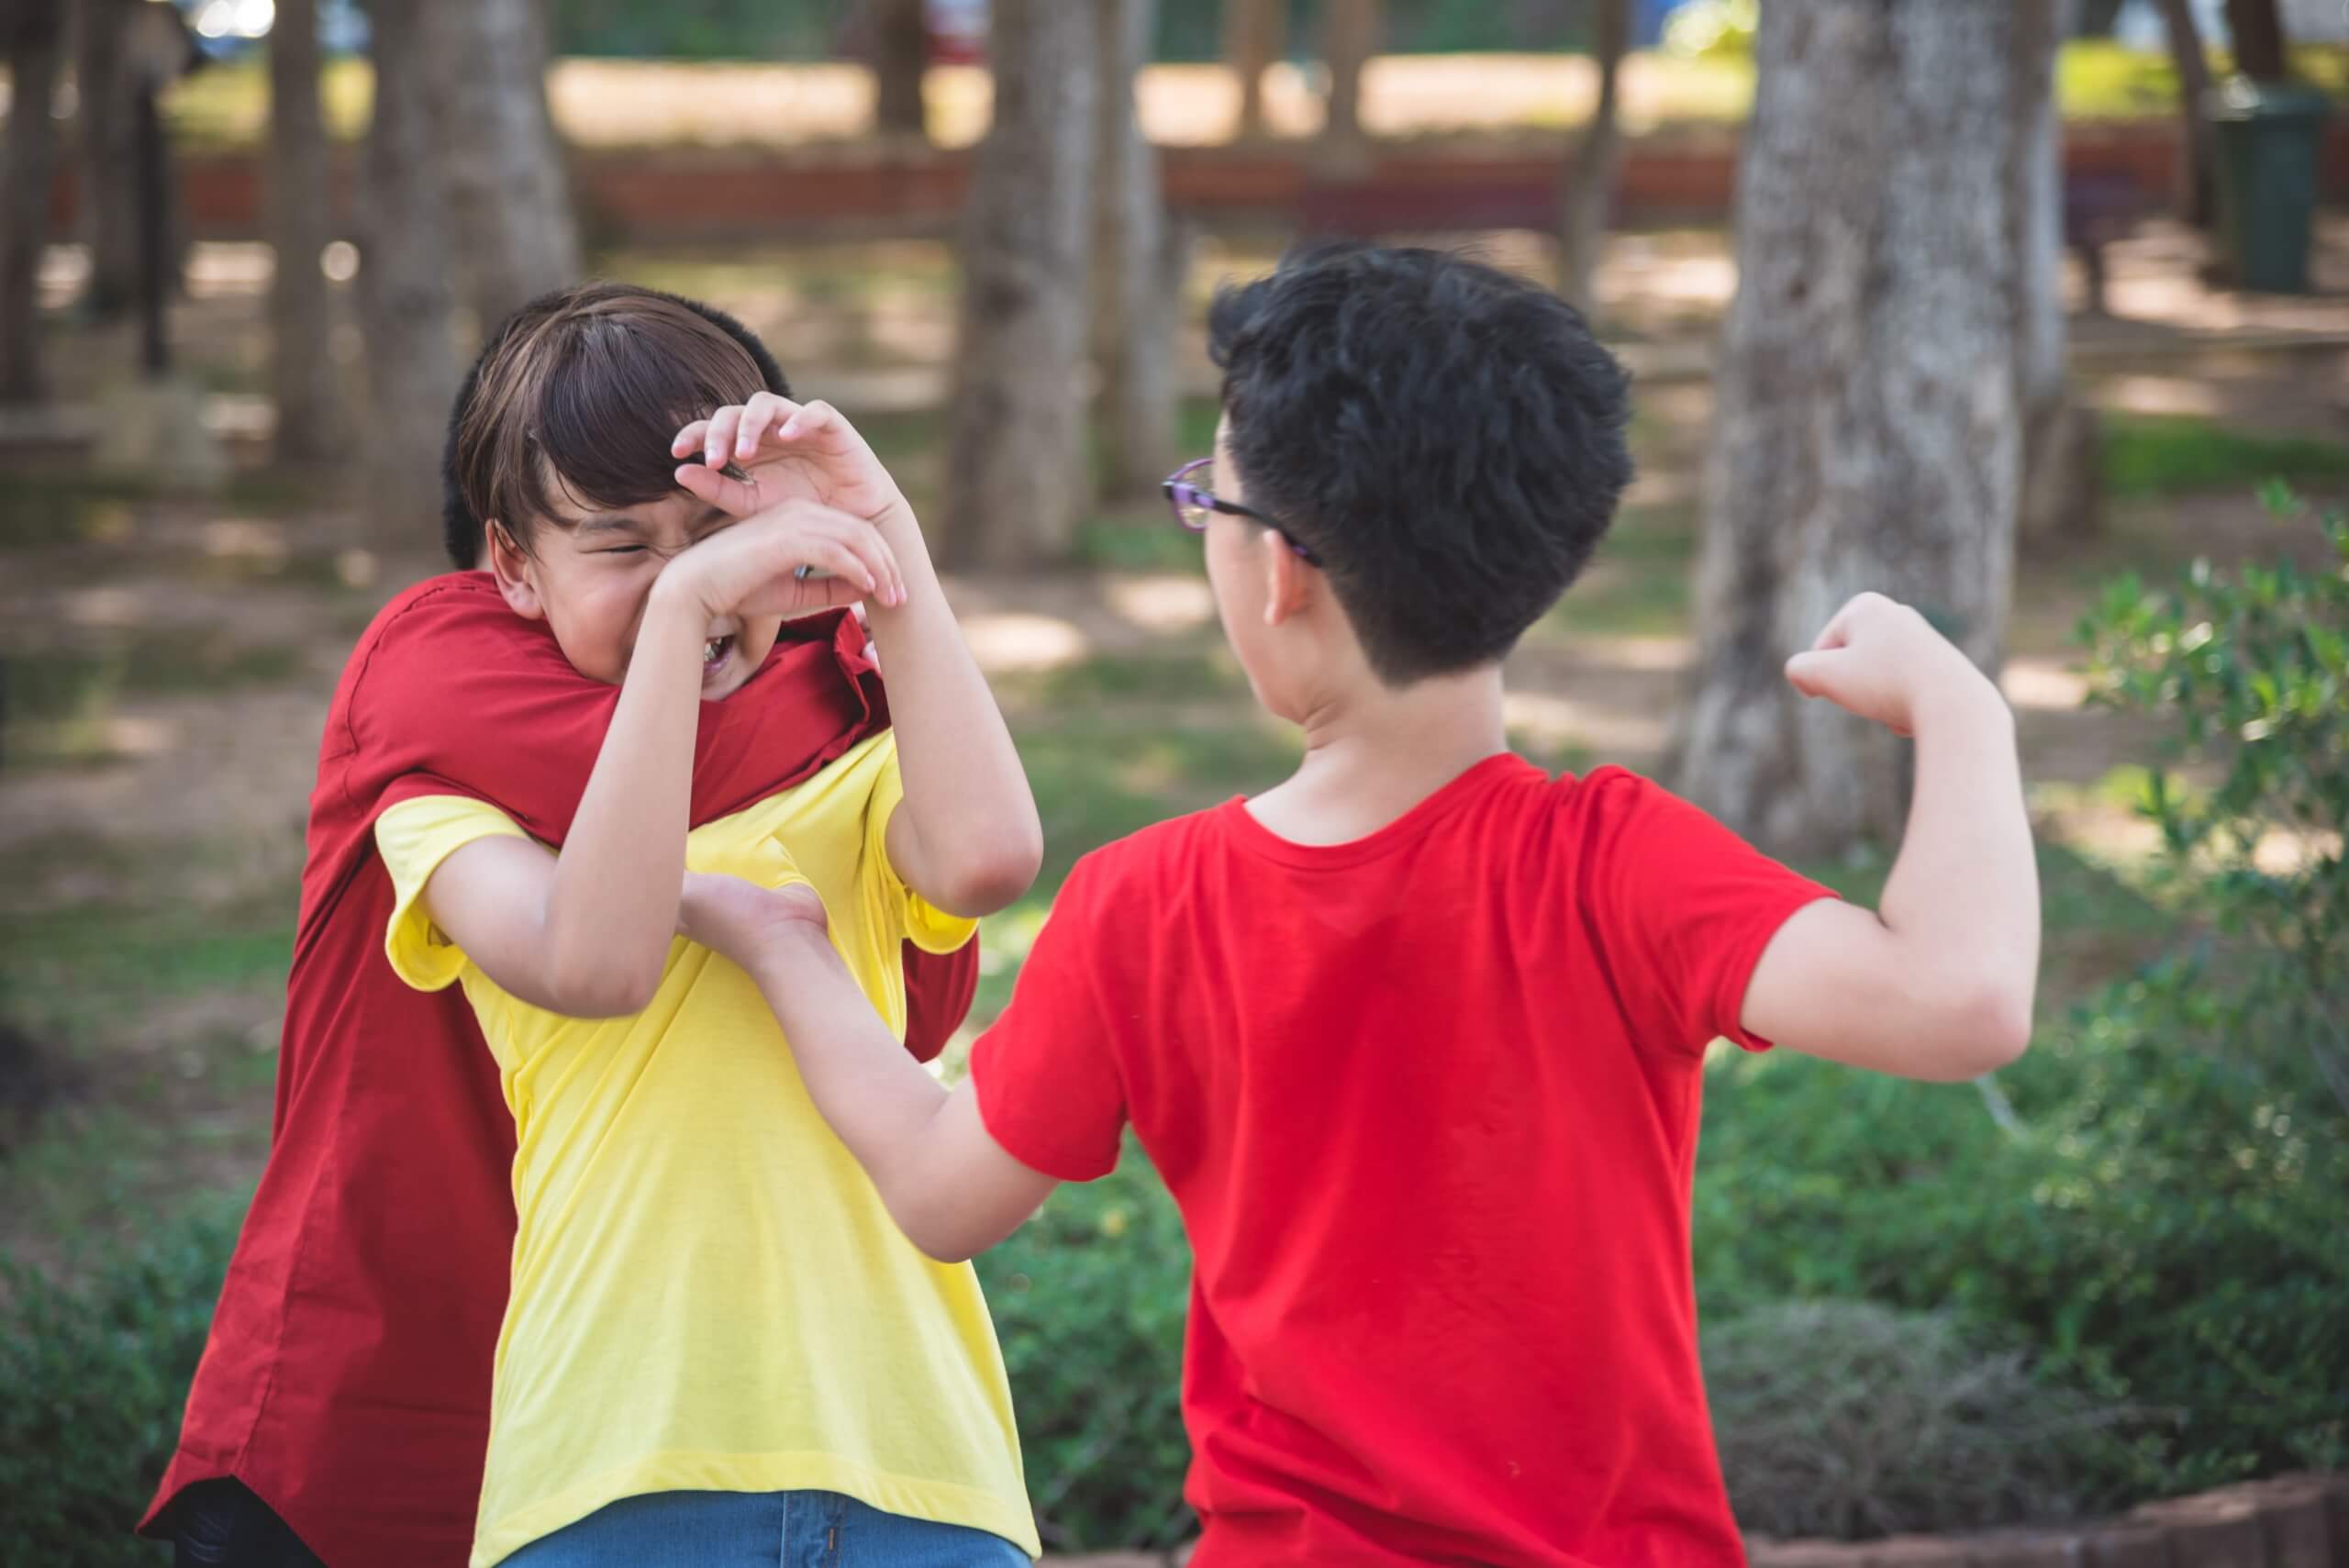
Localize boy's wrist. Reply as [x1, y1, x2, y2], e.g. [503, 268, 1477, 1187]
[1912, 660, 2013, 740]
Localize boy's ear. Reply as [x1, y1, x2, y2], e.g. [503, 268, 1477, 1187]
[1262, 534, 1313, 629]
[485, 521, 546, 621]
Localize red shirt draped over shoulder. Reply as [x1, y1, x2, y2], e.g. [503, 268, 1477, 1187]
[142, 573, 975, 1567]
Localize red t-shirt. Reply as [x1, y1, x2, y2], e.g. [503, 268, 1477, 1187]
[143, 574, 975, 1568]
[972, 755, 1832, 1568]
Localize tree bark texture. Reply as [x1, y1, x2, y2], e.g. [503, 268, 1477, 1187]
[357, 0, 461, 537]
[2, 3, 63, 404]
[869, 0, 930, 140]
[2010, 0, 2098, 546]
[2, 1, 64, 403]
[73, 0, 140, 317]
[1675, 2, 2047, 859]
[1091, 0, 1179, 499]
[942, 0, 1098, 568]
[2158, 0, 2219, 226]
[1223, 0, 1285, 141]
[1557, 0, 1629, 311]
[268, 0, 339, 462]
[434, 0, 579, 331]
[1321, 0, 1380, 147]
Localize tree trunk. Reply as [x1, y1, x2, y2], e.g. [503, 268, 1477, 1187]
[1675, 2, 2044, 858]
[868, 0, 930, 141]
[1, 3, 64, 404]
[941, 0, 1098, 567]
[1557, 0, 1629, 310]
[2075, 0, 2128, 36]
[433, 0, 579, 332]
[72, 0, 140, 317]
[1091, 0, 1179, 499]
[2224, 0, 2289, 83]
[357, 0, 461, 537]
[1223, 0, 1285, 141]
[2157, 0, 2219, 227]
[268, 0, 339, 462]
[1321, 0, 1380, 148]
[2011, 0, 2098, 546]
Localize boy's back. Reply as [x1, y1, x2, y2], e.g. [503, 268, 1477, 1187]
[974, 757, 1829, 1566]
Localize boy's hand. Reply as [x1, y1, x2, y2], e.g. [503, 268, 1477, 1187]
[672, 395, 913, 536]
[1784, 592, 2000, 738]
[656, 497, 907, 624]
[678, 870, 829, 966]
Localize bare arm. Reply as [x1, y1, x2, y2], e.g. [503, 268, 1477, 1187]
[681, 873, 1058, 1261]
[1739, 594, 2040, 1081]
[675, 395, 1042, 917]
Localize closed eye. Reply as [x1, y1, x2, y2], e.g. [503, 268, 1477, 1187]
[594, 544, 650, 556]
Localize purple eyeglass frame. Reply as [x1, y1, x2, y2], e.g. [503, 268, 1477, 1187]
[1162, 458, 1320, 565]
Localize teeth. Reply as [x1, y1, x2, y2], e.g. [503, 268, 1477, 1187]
[704, 638, 722, 662]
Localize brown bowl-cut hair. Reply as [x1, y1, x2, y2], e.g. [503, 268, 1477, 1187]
[447, 282, 776, 561]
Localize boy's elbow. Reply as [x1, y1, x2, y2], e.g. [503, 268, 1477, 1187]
[543, 954, 664, 1018]
[935, 831, 1043, 917]
[1924, 978, 2033, 1080]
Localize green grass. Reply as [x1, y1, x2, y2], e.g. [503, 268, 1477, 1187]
[2102, 414, 2349, 501]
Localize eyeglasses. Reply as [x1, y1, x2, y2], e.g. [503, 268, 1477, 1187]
[1162, 458, 1320, 565]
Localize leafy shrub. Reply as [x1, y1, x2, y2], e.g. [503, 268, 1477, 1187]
[974, 1147, 1194, 1553]
[1706, 1300, 2129, 1540]
[0, 1197, 242, 1565]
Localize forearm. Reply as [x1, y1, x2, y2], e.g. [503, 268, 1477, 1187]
[866, 515, 1041, 915]
[1878, 679, 2040, 1040]
[538, 584, 707, 1009]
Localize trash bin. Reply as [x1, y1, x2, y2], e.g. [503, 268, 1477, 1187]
[2207, 77, 2332, 294]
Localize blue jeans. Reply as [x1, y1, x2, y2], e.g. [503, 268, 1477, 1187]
[501, 1490, 1030, 1568]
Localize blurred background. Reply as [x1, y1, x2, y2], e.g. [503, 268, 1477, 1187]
[2, 1, 2345, 1561]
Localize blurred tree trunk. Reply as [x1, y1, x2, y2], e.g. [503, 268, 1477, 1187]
[1223, 0, 1284, 140]
[434, 0, 579, 330]
[1557, 0, 1629, 310]
[2075, 0, 2127, 35]
[357, 0, 461, 535]
[1, 2, 64, 403]
[942, 0, 1097, 567]
[2157, 0, 2219, 226]
[268, 0, 338, 462]
[72, 0, 140, 317]
[869, 0, 930, 140]
[1675, 3, 2048, 858]
[2224, 0, 2288, 82]
[1321, 0, 1380, 148]
[2012, 0, 2099, 547]
[1091, 0, 1178, 499]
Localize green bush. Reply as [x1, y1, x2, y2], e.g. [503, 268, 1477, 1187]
[1706, 1301, 2129, 1540]
[0, 1198, 242, 1564]
[974, 1148, 1194, 1553]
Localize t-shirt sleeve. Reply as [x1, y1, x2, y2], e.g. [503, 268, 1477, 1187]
[373, 794, 529, 993]
[1582, 771, 1837, 1056]
[864, 749, 982, 957]
[968, 857, 1126, 1184]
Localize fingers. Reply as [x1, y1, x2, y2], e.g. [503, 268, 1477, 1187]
[701, 406, 745, 469]
[1783, 648, 1839, 700]
[774, 398, 841, 446]
[762, 498, 906, 605]
[733, 392, 797, 461]
[674, 459, 766, 518]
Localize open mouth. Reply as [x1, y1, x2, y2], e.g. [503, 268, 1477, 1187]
[702, 634, 735, 673]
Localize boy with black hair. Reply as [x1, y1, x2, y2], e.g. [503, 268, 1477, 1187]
[683, 244, 2041, 1567]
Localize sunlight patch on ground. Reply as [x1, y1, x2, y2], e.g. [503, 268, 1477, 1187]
[2095, 373, 2232, 420]
[1103, 574, 1217, 635]
[1502, 690, 1670, 757]
[960, 612, 1090, 673]
[2001, 656, 2091, 712]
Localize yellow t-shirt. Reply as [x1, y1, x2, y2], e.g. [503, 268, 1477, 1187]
[373, 732, 1038, 1567]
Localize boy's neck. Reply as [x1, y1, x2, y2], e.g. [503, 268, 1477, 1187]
[1248, 665, 1510, 847]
